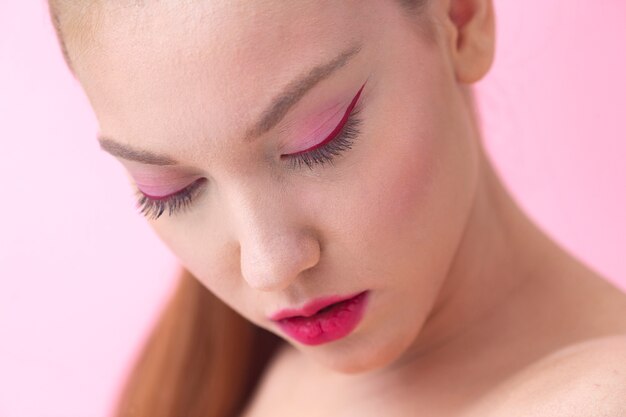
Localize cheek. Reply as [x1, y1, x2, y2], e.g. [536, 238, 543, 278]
[352, 135, 438, 269]
[148, 214, 243, 308]
[322, 98, 475, 294]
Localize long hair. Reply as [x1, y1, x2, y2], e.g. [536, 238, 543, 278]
[112, 269, 283, 417]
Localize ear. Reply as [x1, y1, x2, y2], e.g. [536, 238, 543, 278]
[443, 0, 495, 84]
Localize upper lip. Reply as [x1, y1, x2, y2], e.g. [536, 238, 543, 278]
[269, 291, 365, 321]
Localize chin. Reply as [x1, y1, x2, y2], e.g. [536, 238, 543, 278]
[303, 328, 421, 375]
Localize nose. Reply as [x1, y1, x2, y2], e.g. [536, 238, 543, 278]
[228, 187, 321, 292]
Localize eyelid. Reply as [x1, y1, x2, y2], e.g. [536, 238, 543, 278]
[134, 177, 207, 220]
[289, 106, 347, 155]
[284, 81, 367, 156]
[134, 176, 204, 198]
[138, 187, 183, 200]
[133, 81, 367, 220]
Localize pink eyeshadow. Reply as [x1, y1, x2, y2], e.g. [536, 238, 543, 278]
[129, 170, 202, 198]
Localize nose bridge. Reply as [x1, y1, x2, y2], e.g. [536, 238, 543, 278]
[225, 181, 321, 292]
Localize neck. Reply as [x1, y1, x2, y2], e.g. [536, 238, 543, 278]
[399, 148, 553, 360]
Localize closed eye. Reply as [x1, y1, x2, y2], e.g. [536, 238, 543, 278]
[281, 81, 366, 170]
[133, 80, 367, 220]
[280, 102, 363, 170]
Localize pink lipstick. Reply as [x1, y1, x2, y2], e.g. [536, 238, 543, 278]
[270, 290, 370, 345]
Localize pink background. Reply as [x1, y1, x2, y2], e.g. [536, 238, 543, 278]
[1, 1, 625, 416]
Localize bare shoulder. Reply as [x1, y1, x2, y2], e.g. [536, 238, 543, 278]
[467, 334, 626, 417]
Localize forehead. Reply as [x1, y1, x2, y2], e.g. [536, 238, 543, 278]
[70, 1, 378, 152]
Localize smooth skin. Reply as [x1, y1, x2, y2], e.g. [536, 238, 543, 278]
[57, 0, 626, 415]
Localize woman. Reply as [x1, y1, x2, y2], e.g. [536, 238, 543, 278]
[48, 0, 626, 416]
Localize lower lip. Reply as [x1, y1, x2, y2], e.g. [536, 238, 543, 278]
[274, 291, 370, 346]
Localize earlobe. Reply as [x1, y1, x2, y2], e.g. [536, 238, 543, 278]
[446, 0, 496, 84]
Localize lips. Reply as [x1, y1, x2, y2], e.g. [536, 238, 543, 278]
[269, 291, 366, 321]
[270, 291, 370, 345]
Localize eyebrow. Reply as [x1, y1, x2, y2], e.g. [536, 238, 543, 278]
[98, 41, 363, 166]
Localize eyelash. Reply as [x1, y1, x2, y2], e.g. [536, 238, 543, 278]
[134, 178, 207, 221]
[282, 103, 364, 171]
[134, 102, 365, 220]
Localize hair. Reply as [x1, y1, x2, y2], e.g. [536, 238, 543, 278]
[113, 269, 282, 417]
[47, 1, 429, 416]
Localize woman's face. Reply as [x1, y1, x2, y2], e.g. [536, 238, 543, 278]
[69, 0, 481, 373]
